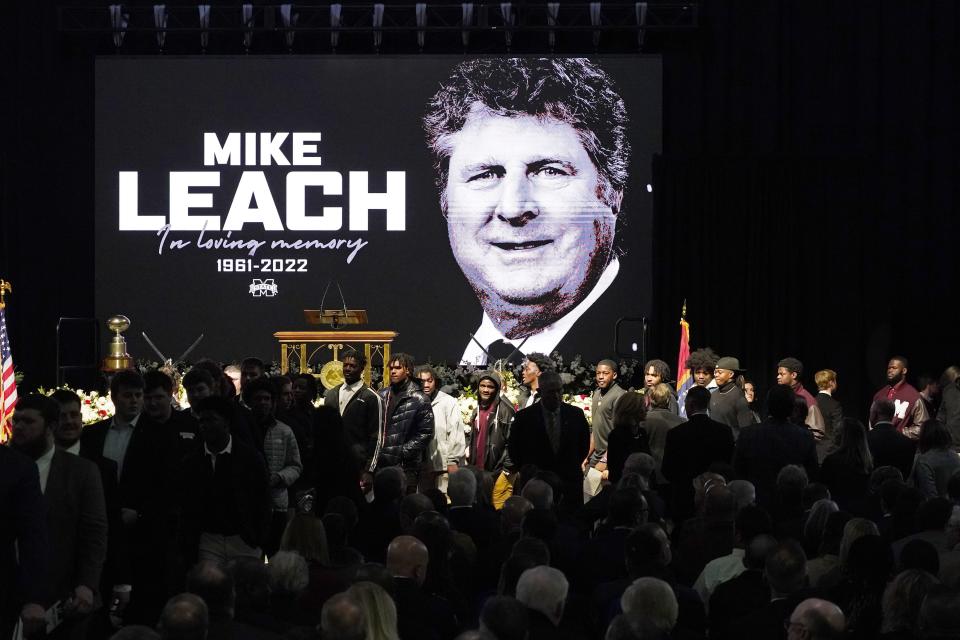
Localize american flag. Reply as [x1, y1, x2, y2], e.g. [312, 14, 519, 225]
[0, 307, 17, 443]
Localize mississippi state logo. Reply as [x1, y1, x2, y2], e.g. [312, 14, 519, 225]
[249, 279, 278, 297]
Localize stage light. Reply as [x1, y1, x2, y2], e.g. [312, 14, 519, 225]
[590, 2, 601, 47]
[646, 183, 653, 193]
[416, 3, 427, 51]
[241, 4, 253, 52]
[330, 3, 342, 50]
[280, 4, 298, 51]
[461, 3, 474, 48]
[636, 2, 648, 49]
[153, 5, 167, 51]
[108, 4, 128, 50]
[373, 3, 384, 50]
[547, 2, 559, 51]
[500, 3, 514, 50]
[198, 4, 210, 52]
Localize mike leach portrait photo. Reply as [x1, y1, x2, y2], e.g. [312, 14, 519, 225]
[424, 58, 639, 364]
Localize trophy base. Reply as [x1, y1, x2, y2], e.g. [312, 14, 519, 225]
[102, 356, 135, 372]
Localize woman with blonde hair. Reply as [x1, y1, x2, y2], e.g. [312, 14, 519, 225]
[838, 517, 879, 570]
[280, 513, 331, 565]
[281, 513, 349, 616]
[346, 581, 400, 640]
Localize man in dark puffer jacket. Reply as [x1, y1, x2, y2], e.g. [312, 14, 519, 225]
[370, 353, 436, 492]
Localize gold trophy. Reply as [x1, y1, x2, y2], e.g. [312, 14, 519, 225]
[102, 315, 135, 372]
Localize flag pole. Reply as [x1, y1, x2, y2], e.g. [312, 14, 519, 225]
[676, 299, 691, 393]
[0, 279, 11, 443]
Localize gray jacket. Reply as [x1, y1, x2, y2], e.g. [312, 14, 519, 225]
[590, 383, 627, 460]
[263, 420, 302, 510]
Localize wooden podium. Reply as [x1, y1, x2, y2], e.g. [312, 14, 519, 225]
[273, 330, 399, 387]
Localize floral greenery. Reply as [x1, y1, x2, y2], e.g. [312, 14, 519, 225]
[429, 354, 641, 398]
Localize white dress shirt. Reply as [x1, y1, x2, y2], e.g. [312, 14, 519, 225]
[524, 390, 539, 409]
[338, 380, 365, 415]
[204, 436, 233, 472]
[35, 445, 56, 494]
[694, 548, 746, 608]
[460, 258, 620, 365]
[103, 413, 141, 479]
[65, 441, 81, 455]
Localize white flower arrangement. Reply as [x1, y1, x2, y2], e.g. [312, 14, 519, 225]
[457, 394, 478, 426]
[564, 392, 593, 425]
[41, 386, 116, 425]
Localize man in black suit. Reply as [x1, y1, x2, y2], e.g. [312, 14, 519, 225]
[867, 398, 917, 479]
[51, 388, 130, 618]
[733, 385, 819, 509]
[0, 437, 48, 639]
[446, 468, 499, 552]
[387, 535, 458, 640]
[661, 386, 735, 521]
[11, 394, 108, 638]
[813, 369, 844, 454]
[80, 369, 179, 625]
[323, 349, 383, 493]
[516, 353, 553, 410]
[178, 396, 271, 566]
[508, 371, 591, 507]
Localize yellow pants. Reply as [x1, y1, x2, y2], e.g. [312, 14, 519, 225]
[492, 471, 516, 510]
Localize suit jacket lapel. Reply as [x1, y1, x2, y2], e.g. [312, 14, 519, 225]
[120, 419, 149, 485]
[46, 449, 65, 498]
[324, 385, 341, 409]
[81, 422, 109, 461]
[539, 407, 559, 459]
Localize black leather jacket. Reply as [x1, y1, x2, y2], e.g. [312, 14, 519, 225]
[371, 379, 435, 471]
[468, 396, 516, 473]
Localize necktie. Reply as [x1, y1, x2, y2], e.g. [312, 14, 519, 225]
[487, 339, 524, 366]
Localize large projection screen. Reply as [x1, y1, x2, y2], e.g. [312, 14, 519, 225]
[95, 56, 661, 365]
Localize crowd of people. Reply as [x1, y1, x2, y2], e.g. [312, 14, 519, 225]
[3, 346, 960, 640]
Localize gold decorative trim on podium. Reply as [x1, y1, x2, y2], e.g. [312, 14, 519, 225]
[274, 331, 399, 387]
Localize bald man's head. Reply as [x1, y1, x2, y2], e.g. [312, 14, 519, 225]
[788, 598, 845, 640]
[386, 535, 429, 585]
[320, 593, 366, 640]
[158, 593, 208, 640]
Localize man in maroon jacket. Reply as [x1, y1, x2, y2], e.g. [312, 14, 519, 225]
[869, 356, 929, 439]
[776, 357, 826, 435]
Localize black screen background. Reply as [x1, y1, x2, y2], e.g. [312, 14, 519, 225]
[95, 56, 661, 364]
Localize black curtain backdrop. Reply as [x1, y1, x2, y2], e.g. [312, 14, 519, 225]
[2, 1, 958, 418]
